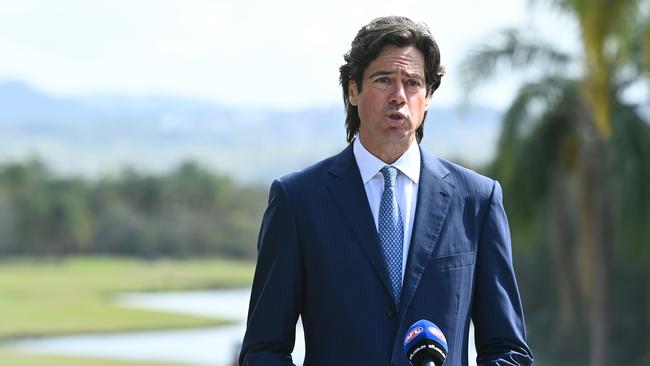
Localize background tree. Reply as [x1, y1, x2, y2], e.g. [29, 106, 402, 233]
[461, 1, 650, 364]
[0, 159, 267, 260]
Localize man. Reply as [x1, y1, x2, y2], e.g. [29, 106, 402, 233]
[240, 16, 533, 366]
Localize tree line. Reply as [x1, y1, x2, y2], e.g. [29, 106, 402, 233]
[0, 159, 268, 259]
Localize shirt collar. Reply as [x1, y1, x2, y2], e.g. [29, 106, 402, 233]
[353, 136, 421, 185]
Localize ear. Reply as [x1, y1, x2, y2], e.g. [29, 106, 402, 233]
[425, 94, 432, 110]
[348, 80, 359, 106]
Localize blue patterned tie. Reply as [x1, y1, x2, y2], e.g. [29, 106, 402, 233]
[378, 165, 403, 306]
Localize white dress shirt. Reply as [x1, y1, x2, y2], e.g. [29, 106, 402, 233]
[353, 137, 420, 284]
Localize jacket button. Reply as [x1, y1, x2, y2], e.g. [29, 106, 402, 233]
[387, 308, 397, 319]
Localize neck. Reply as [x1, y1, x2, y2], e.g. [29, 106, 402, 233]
[374, 147, 407, 164]
[360, 139, 414, 164]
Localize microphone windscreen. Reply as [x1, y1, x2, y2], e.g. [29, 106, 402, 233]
[403, 319, 448, 366]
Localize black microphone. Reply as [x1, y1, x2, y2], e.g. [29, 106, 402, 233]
[403, 319, 448, 366]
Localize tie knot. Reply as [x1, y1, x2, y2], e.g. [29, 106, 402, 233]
[380, 165, 398, 188]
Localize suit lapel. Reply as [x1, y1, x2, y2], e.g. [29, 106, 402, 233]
[399, 148, 455, 316]
[326, 144, 394, 300]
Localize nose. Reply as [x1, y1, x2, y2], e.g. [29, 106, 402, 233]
[388, 82, 407, 105]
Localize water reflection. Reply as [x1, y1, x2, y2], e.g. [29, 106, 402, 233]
[12, 326, 242, 365]
[10, 289, 306, 366]
[119, 289, 251, 322]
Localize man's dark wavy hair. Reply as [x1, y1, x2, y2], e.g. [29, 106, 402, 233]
[339, 16, 445, 143]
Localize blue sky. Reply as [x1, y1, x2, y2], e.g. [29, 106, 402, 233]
[0, 0, 578, 110]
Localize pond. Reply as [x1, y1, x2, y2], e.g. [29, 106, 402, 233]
[8, 288, 475, 365]
[9, 289, 305, 366]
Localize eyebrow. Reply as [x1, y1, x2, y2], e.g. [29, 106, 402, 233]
[368, 70, 424, 80]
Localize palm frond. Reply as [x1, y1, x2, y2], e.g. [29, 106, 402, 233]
[498, 77, 577, 152]
[459, 28, 572, 99]
[493, 79, 582, 241]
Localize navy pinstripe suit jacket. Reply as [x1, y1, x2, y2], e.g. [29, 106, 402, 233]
[240, 144, 533, 366]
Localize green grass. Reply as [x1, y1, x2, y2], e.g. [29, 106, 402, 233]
[0, 347, 195, 366]
[0, 256, 255, 339]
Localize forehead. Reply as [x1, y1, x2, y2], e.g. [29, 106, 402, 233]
[364, 44, 425, 77]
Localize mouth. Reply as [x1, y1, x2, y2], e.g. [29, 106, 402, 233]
[385, 111, 406, 124]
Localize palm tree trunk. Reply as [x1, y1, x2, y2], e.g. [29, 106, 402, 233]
[549, 166, 576, 351]
[577, 120, 610, 366]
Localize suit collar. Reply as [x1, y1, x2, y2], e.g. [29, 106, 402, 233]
[399, 147, 455, 317]
[327, 143, 355, 177]
[327, 144, 456, 312]
[418, 145, 451, 181]
[329, 142, 448, 179]
[327, 144, 395, 301]
[352, 137, 421, 185]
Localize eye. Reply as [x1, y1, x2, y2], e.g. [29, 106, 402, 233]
[406, 79, 422, 88]
[375, 77, 391, 85]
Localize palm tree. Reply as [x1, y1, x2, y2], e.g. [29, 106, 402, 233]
[460, 2, 650, 364]
[463, 33, 585, 355]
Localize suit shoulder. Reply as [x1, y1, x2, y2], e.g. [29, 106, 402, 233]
[273, 152, 339, 193]
[436, 157, 497, 199]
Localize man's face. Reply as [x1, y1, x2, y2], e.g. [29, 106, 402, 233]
[349, 44, 430, 158]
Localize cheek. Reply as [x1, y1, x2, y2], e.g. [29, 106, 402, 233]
[358, 93, 383, 117]
[409, 96, 428, 115]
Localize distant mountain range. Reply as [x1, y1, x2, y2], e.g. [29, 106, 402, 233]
[0, 80, 502, 183]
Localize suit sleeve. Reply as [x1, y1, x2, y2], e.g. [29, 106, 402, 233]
[239, 179, 303, 366]
[472, 181, 534, 366]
